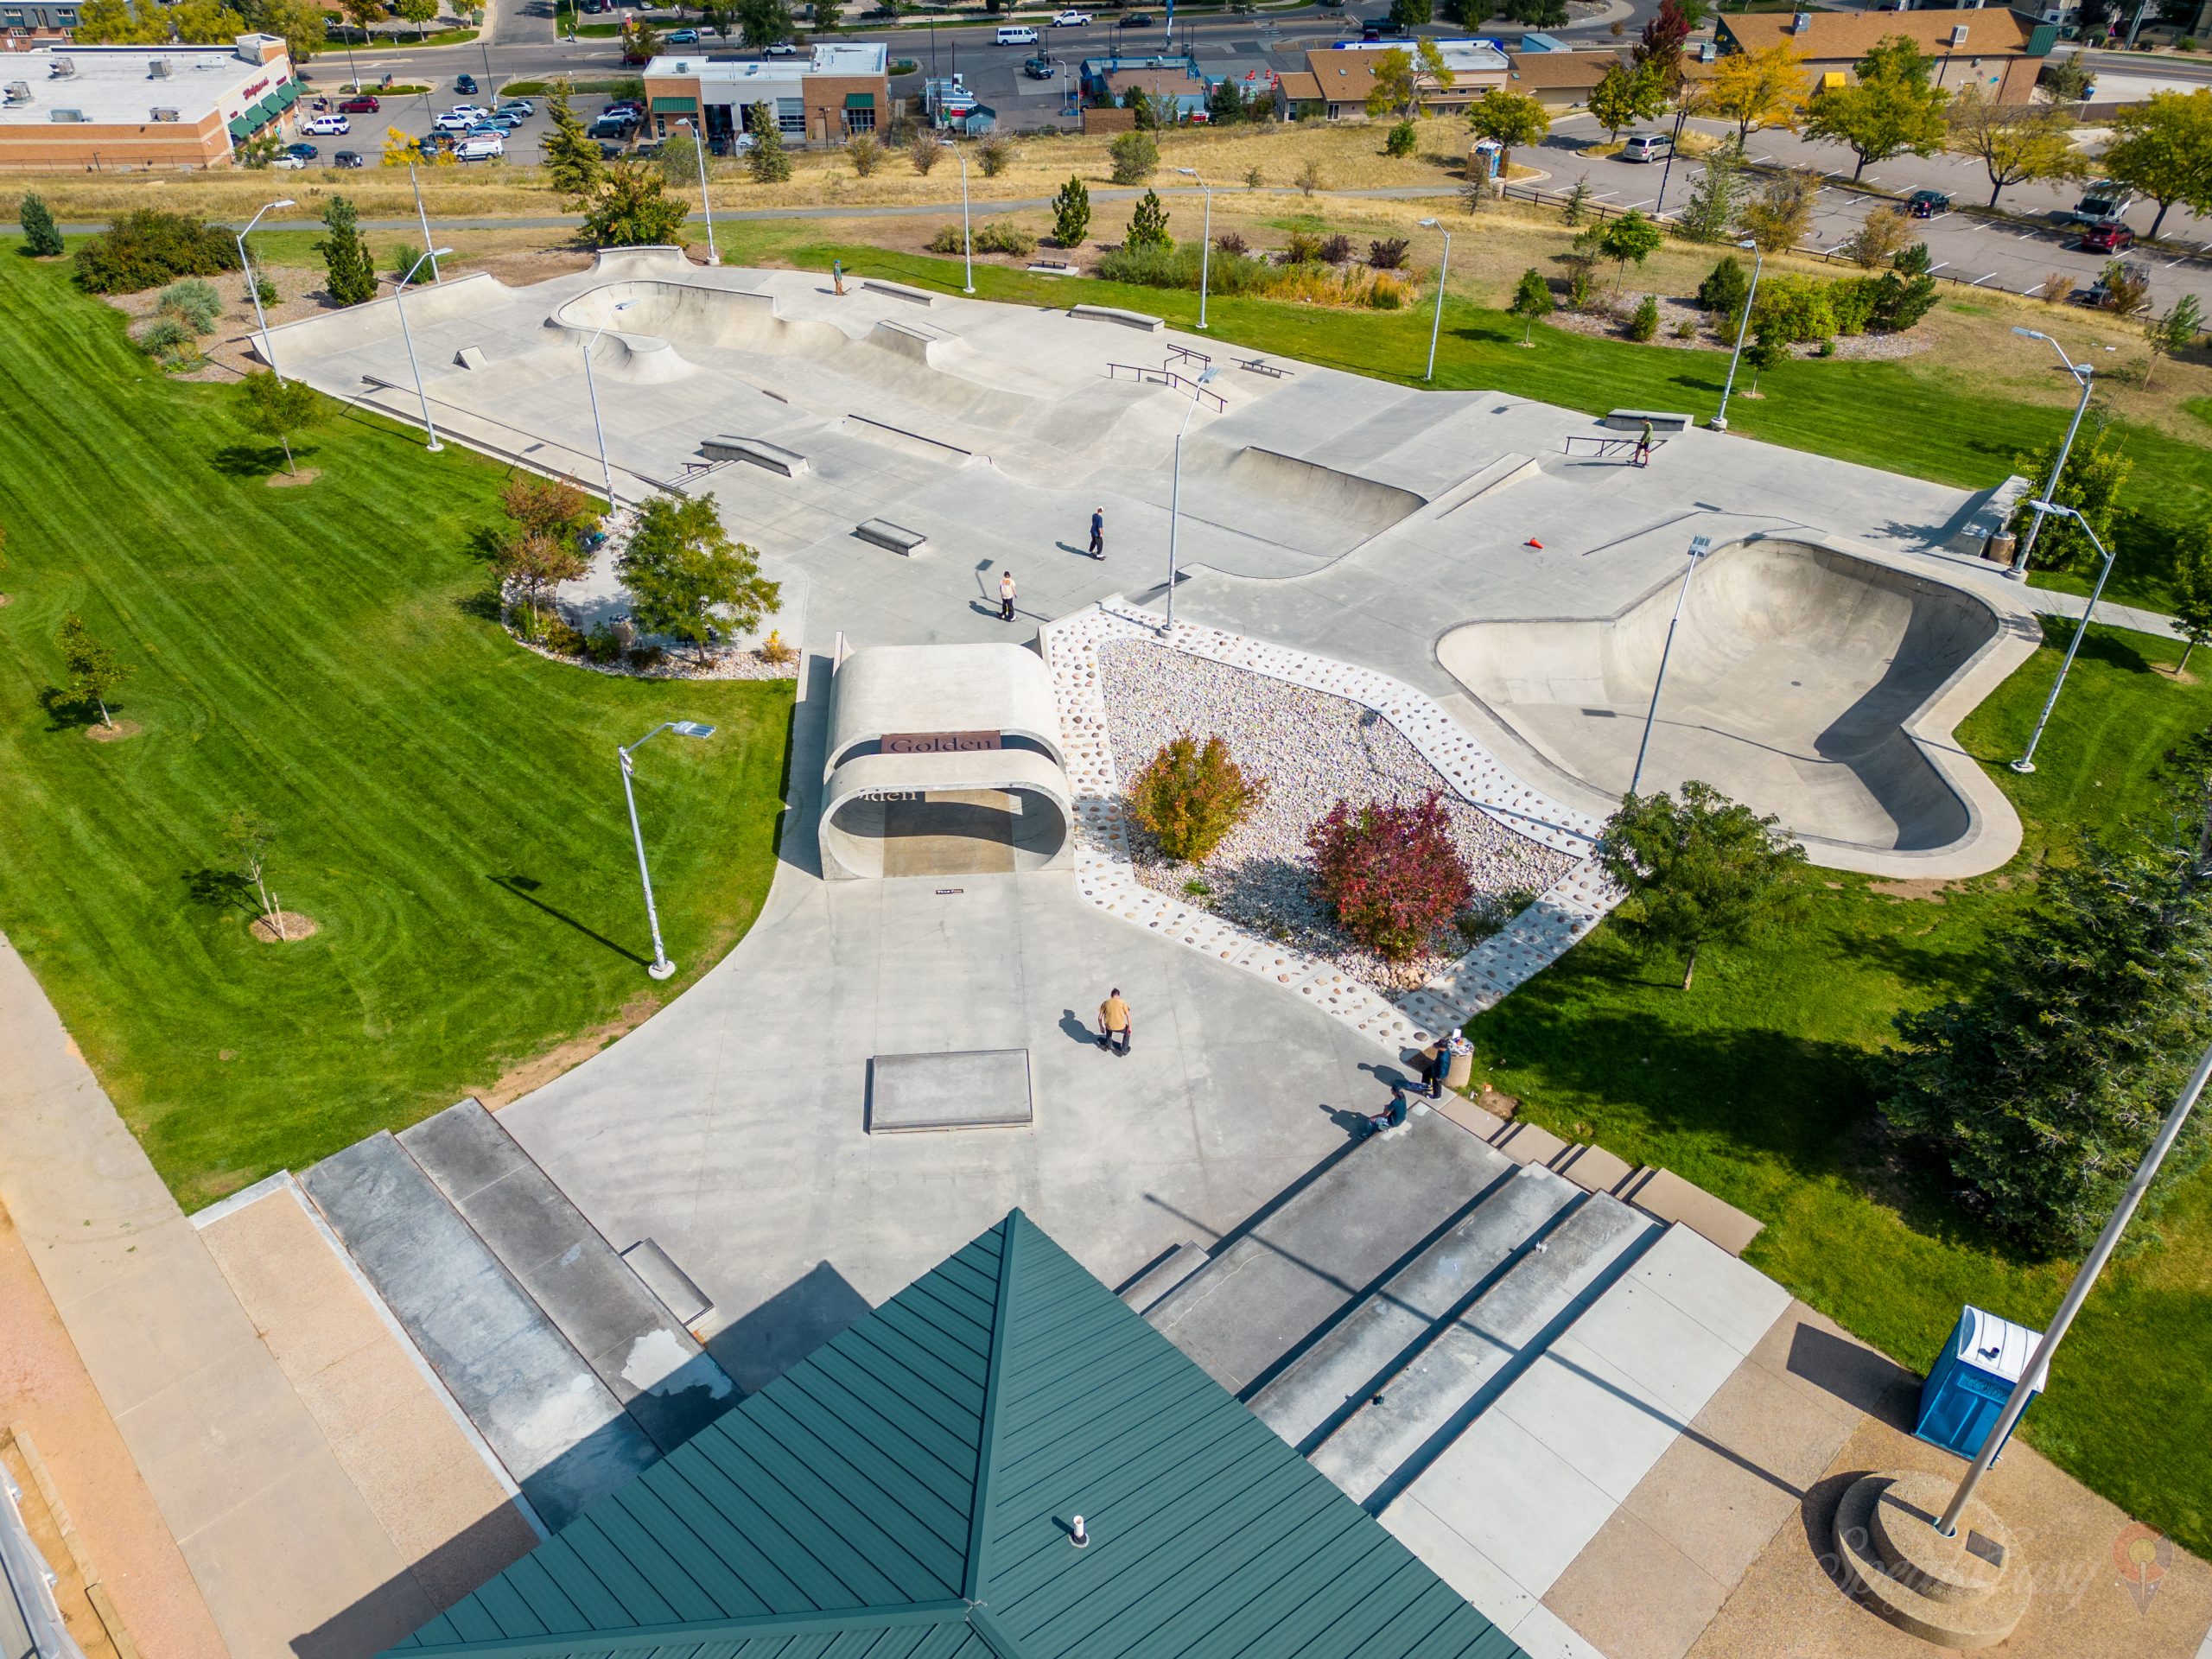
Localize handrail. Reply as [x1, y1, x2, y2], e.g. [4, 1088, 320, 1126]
[1103, 360, 1226, 412]
[1166, 342, 1212, 368]
[1563, 435, 1668, 459]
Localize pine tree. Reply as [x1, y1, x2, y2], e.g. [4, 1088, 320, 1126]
[1124, 189, 1172, 253]
[20, 193, 64, 257]
[316, 195, 378, 307]
[543, 85, 608, 201]
[1051, 176, 1090, 249]
[747, 101, 791, 183]
[1673, 142, 1744, 245]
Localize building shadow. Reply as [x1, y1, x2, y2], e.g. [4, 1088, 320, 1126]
[703, 1259, 874, 1395]
[287, 1497, 543, 1659]
[1786, 1319, 1923, 1430]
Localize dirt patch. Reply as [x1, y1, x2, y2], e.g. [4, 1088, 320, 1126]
[248, 911, 319, 944]
[86, 720, 143, 743]
[1868, 877, 1962, 903]
[476, 991, 661, 1107]
[1544, 290, 1927, 361]
[266, 467, 321, 488]
[465, 245, 595, 286]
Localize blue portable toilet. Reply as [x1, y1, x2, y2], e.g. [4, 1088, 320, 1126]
[1915, 1306, 2046, 1462]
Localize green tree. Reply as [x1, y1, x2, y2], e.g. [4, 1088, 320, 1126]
[1696, 252, 1749, 320]
[702, 0, 737, 37]
[1417, 36, 1454, 97]
[543, 85, 608, 200]
[812, 0, 842, 29]
[736, 0, 791, 46]
[581, 163, 691, 246]
[20, 193, 64, 257]
[1674, 139, 1743, 243]
[1124, 188, 1172, 252]
[1128, 735, 1267, 861]
[2104, 88, 2212, 238]
[1465, 86, 1548, 185]
[1366, 48, 1420, 119]
[1596, 780, 1807, 990]
[2013, 417, 2132, 574]
[1052, 175, 1091, 247]
[1802, 35, 1949, 182]
[1390, 0, 1433, 25]
[1122, 86, 1157, 131]
[395, 0, 437, 37]
[747, 102, 792, 182]
[1693, 41, 1808, 143]
[237, 369, 326, 476]
[169, 0, 246, 41]
[1598, 208, 1662, 290]
[1744, 317, 1789, 393]
[658, 127, 709, 188]
[1738, 169, 1816, 253]
[616, 493, 780, 662]
[1509, 266, 1554, 343]
[337, 0, 388, 41]
[315, 196, 378, 307]
[222, 807, 286, 938]
[2145, 292, 2203, 391]
[1589, 60, 1666, 143]
[1385, 120, 1416, 157]
[73, 0, 163, 41]
[242, 0, 332, 62]
[1878, 817, 2212, 1254]
[58, 613, 132, 729]
[2170, 531, 2212, 674]
[1109, 129, 1159, 185]
[1947, 83, 2077, 209]
[1505, 0, 1566, 24]
[1207, 78, 1246, 126]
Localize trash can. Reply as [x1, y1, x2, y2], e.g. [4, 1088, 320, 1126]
[1915, 1306, 2044, 1463]
[1984, 531, 2017, 565]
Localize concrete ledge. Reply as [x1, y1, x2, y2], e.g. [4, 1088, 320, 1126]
[1601, 408, 1692, 434]
[1027, 261, 1079, 276]
[1118, 1242, 1210, 1314]
[1070, 302, 1164, 332]
[1946, 473, 2031, 556]
[1491, 1120, 1570, 1168]
[1619, 1167, 1764, 1256]
[620, 1237, 713, 1326]
[866, 1049, 1033, 1133]
[855, 518, 929, 556]
[702, 435, 808, 477]
[860, 277, 936, 305]
[1553, 1143, 1636, 1195]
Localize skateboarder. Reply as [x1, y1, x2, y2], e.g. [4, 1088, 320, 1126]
[1357, 1089, 1410, 1138]
[999, 569, 1017, 621]
[1088, 506, 1105, 559]
[1633, 419, 1654, 467]
[1097, 988, 1132, 1055]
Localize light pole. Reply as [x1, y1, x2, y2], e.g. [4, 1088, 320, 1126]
[389, 245, 454, 452]
[582, 299, 637, 509]
[1163, 365, 1222, 634]
[1629, 536, 1713, 797]
[1936, 1032, 2212, 1538]
[959, 143, 975, 294]
[2008, 326, 2094, 583]
[409, 164, 440, 282]
[1417, 216, 1452, 383]
[1177, 166, 1211, 329]
[2010, 500, 2117, 775]
[619, 721, 716, 981]
[235, 197, 295, 385]
[1652, 105, 1690, 219]
[1710, 238, 1764, 432]
[679, 118, 719, 265]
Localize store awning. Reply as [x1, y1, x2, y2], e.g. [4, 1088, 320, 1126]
[274, 79, 299, 107]
[843, 92, 876, 108]
[250, 92, 280, 124]
[650, 95, 697, 113]
[227, 115, 251, 138]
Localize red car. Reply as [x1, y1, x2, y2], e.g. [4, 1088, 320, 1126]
[2078, 219, 2135, 253]
[339, 95, 380, 113]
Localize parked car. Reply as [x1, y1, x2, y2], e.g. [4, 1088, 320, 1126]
[1024, 54, 1055, 79]
[634, 138, 664, 160]
[582, 0, 607, 10]
[2068, 180, 2134, 226]
[1052, 9, 1091, 22]
[666, 27, 698, 42]
[1617, 132, 1671, 163]
[284, 141, 319, 160]
[456, 134, 505, 160]
[302, 113, 350, 135]
[456, 72, 478, 94]
[589, 112, 639, 137]
[763, 40, 799, 54]
[2078, 219, 2136, 253]
[498, 98, 536, 117]
[598, 140, 626, 158]
[435, 110, 479, 130]
[2072, 261, 2150, 307]
[334, 149, 364, 168]
[1125, 11, 1154, 23]
[338, 94, 380, 113]
[1906, 188, 1950, 219]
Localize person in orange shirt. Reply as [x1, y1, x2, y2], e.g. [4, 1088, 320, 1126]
[1097, 988, 1132, 1056]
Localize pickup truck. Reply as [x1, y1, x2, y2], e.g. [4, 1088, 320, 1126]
[1052, 9, 1091, 22]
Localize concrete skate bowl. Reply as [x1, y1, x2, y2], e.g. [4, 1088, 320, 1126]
[1440, 538, 2037, 876]
[1173, 442, 1427, 560]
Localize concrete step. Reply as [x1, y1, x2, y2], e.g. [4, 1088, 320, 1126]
[1249, 1161, 1580, 1455]
[301, 1132, 661, 1534]
[1309, 1192, 1660, 1510]
[1144, 1107, 1515, 1398]
[1119, 1241, 1210, 1316]
[398, 1099, 736, 1456]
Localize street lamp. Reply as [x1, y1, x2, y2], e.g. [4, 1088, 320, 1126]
[1629, 536, 1713, 797]
[1418, 217, 1452, 383]
[1710, 238, 1764, 432]
[582, 299, 637, 510]
[389, 245, 454, 453]
[2009, 499, 2117, 774]
[2008, 326, 2094, 583]
[1163, 365, 1222, 634]
[959, 143, 975, 294]
[236, 197, 295, 385]
[678, 118, 719, 266]
[619, 720, 716, 981]
[1177, 167, 1211, 329]
[409, 163, 440, 283]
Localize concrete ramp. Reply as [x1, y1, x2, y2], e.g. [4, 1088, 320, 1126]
[1211, 445, 1426, 540]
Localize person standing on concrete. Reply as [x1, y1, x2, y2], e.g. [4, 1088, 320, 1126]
[1097, 988, 1132, 1055]
[1633, 419, 1654, 468]
[1000, 569, 1017, 622]
[1421, 1030, 1471, 1099]
[1089, 506, 1105, 559]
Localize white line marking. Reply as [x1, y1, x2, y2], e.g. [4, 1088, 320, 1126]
[1586, 190, 1618, 200]
[1624, 197, 1654, 209]
[2024, 281, 2047, 296]
[1970, 271, 1999, 285]
[1926, 260, 1950, 273]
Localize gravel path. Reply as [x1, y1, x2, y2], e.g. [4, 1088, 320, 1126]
[1097, 640, 1574, 992]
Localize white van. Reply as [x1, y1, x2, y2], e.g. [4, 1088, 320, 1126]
[1618, 132, 1672, 163]
[456, 133, 505, 161]
[996, 23, 1039, 44]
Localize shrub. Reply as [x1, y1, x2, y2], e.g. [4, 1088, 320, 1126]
[1841, 205, 1912, 270]
[1384, 119, 1416, 157]
[20, 192, 64, 257]
[1307, 793, 1472, 961]
[252, 273, 278, 308]
[138, 316, 196, 363]
[1673, 317, 1695, 339]
[1243, 163, 1264, 190]
[977, 133, 1014, 176]
[1295, 159, 1323, 196]
[584, 621, 626, 664]
[976, 219, 1036, 255]
[1051, 175, 1091, 247]
[74, 209, 239, 295]
[1368, 236, 1409, 270]
[1216, 229, 1250, 255]
[1751, 271, 1837, 343]
[1627, 294, 1660, 341]
[159, 277, 223, 334]
[1695, 253, 1749, 317]
[1109, 130, 1159, 184]
[926, 225, 965, 254]
[847, 133, 883, 175]
[908, 129, 944, 175]
[1318, 232, 1353, 264]
[759, 629, 798, 666]
[1124, 188, 1173, 252]
[1127, 734, 1266, 862]
[1283, 229, 1325, 264]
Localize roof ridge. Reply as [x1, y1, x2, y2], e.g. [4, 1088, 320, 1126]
[962, 1208, 1024, 1604]
[391, 1599, 974, 1659]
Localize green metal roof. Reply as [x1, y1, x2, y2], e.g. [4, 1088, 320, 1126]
[650, 95, 697, 113]
[844, 92, 878, 108]
[383, 1211, 1523, 1659]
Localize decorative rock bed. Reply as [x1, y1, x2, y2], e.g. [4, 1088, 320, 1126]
[1096, 639, 1574, 992]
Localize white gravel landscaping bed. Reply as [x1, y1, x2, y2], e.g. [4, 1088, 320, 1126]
[1096, 639, 1575, 992]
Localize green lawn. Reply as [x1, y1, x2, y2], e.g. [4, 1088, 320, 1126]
[1470, 620, 2212, 1560]
[0, 248, 792, 1211]
[746, 234, 2208, 614]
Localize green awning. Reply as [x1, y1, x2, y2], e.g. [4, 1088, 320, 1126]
[227, 115, 251, 139]
[274, 79, 299, 107]
[251, 92, 280, 124]
[843, 92, 875, 108]
[649, 95, 696, 113]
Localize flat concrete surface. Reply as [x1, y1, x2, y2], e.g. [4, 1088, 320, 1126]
[0, 934, 429, 1659]
[866, 1048, 1034, 1133]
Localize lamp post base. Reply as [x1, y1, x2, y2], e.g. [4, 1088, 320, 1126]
[2010, 758, 2037, 774]
[1708, 416, 1730, 432]
[425, 440, 444, 453]
[648, 958, 677, 981]
[2003, 566, 2026, 582]
[1833, 1471, 2030, 1649]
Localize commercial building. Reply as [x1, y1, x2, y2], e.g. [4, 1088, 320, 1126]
[0, 0, 83, 48]
[1282, 39, 1509, 120]
[640, 41, 890, 149]
[0, 34, 296, 171]
[1714, 7, 2054, 103]
[1502, 46, 1622, 111]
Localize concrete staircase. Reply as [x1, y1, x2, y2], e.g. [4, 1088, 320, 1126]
[300, 1101, 736, 1532]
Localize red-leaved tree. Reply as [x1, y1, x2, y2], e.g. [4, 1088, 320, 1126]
[1306, 792, 1472, 961]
